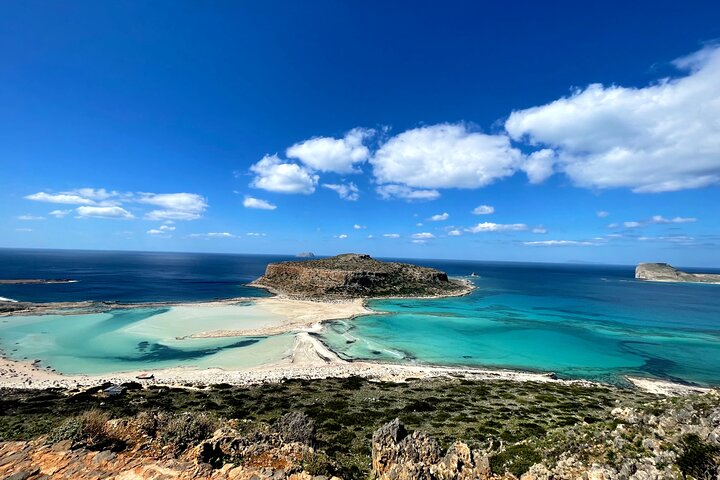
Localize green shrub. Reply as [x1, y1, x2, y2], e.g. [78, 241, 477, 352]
[677, 434, 719, 480]
[490, 443, 542, 477]
[157, 412, 220, 455]
[302, 450, 339, 476]
[48, 417, 83, 444]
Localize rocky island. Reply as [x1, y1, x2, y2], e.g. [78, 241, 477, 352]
[250, 253, 470, 299]
[635, 263, 720, 284]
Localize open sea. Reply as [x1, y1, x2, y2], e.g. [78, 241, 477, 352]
[1, 249, 719, 385]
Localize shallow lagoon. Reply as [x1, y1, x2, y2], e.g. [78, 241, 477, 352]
[0, 305, 293, 374]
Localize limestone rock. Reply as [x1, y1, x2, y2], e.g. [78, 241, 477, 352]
[251, 254, 468, 299]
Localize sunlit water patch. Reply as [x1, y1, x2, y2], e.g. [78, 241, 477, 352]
[0, 305, 293, 374]
[320, 264, 720, 386]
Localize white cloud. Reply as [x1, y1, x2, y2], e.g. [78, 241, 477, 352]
[372, 123, 524, 189]
[49, 209, 71, 218]
[638, 235, 695, 245]
[622, 215, 697, 228]
[25, 192, 95, 205]
[412, 232, 435, 239]
[467, 222, 527, 233]
[76, 206, 134, 219]
[15, 228, 32, 232]
[27, 189, 207, 221]
[190, 232, 235, 238]
[250, 154, 318, 194]
[447, 229, 462, 236]
[532, 226, 548, 234]
[246, 232, 267, 237]
[416, 223, 423, 227]
[376, 184, 440, 201]
[353, 224, 365, 230]
[147, 225, 175, 235]
[522, 149, 556, 184]
[367, 234, 374, 239]
[472, 205, 495, 215]
[17, 215, 45, 220]
[524, 240, 599, 246]
[286, 128, 373, 174]
[597, 211, 609, 218]
[608, 223, 620, 229]
[323, 182, 360, 201]
[383, 233, 400, 238]
[243, 196, 277, 210]
[336, 234, 348, 239]
[428, 212, 449, 222]
[506, 45, 720, 193]
[411, 239, 427, 244]
[139, 193, 207, 221]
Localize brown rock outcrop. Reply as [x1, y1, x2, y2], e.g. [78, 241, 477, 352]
[371, 418, 492, 480]
[251, 254, 469, 299]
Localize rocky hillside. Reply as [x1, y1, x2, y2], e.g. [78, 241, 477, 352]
[250, 253, 468, 299]
[2, 387, 719, 479]
[636, 263, 720, 284]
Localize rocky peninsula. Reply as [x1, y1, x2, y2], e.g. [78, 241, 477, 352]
[250, 253, 470, 300]
[635, 263, 720, 284]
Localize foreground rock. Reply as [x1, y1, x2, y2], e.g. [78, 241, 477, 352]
[251, 253, 469, 299]
[635, 263, 720, 284]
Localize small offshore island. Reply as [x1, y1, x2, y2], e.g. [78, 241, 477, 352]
[636, 262, 720, 284]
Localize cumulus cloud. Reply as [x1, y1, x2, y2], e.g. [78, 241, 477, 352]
[376, 184, 440, 201]
[49, 209, 71, 218]
[336, 234, 348, 239]
[243, 196, 277, 210]
[323, 182, 360, 201]
[524, 240, 599, 246]
[472, 205, 495, 215]
[250, 154, 318, 194]
[353, 224, 365, 230]
[139, 193, 207, 221]
[506, 45, 720, 192]
[447, 229, 462, 236]
[467, 222, 527, 233]
[412, 232, 435, 239]
[286, 128, 373, 174]
[76, 206, 134, 219]
[246, 232, 267, 237]
[532, 226, 548, 234]
[428, 212, 449, 222]
[383, 233, 400, 238]
[522, 149, 556, 184]
[597, 211, 610, 218]
[147, 225, 175, 235]
[372, 124, 524, 189]
[25, 192, 95, 205]
[26, 188, 207, 221]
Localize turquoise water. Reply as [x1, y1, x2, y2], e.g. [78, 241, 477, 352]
[0, 306, 293, 374]
[320, 263, 720, 386]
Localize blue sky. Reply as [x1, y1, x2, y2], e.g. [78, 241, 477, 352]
[2, 1, 720, 266]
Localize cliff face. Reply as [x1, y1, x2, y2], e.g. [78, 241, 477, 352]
[251, 253, 467, 299]
[635, 263, 720, 284]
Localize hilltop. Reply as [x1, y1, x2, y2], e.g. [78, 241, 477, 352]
[250, 253, 470, 300]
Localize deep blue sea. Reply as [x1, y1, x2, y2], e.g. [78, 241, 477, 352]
[1, 249, 719, 385]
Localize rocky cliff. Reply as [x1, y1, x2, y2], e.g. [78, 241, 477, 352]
[251, 253, 468, 299]
[635, 263, 720, 284]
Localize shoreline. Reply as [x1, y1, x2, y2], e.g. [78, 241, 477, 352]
[0, 333, 713, 396]
[0, 279, 715, 396]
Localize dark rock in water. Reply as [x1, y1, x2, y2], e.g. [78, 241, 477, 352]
[251, 253, 469, 299]
[635, 263, 720, 284]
